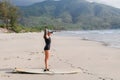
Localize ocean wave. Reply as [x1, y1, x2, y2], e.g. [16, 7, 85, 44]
[58, 30, 120, 49]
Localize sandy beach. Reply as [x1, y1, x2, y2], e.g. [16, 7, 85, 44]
[0, 32, 120, 80]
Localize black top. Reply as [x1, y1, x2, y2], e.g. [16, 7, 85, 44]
[44, 37, 51, 50]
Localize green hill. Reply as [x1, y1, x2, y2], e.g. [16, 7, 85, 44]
[19, 0, 120, 30]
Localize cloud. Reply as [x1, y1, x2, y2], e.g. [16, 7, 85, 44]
[10, 0, 59, 6]
[10, 0, 44, 6]
[2, 0, 120, 8]
[86, 0, 120, 8]
[11, 0, 44, 3]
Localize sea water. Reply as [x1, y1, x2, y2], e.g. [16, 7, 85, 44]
[56, 29, 120, 49]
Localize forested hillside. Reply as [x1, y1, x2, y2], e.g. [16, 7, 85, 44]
[19, 0, 120, 30]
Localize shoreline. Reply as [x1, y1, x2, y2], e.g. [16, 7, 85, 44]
[0, 32, 120, 80]
[55, 30, 120, 49]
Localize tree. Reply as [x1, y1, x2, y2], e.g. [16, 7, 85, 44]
[60, 12, 72, 23]
[0, 0, 19, 30]
[0, 0, 9, 28]
[8, 5, 19, 30]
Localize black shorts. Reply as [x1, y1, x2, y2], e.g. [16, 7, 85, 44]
[44, 45, 50, 50]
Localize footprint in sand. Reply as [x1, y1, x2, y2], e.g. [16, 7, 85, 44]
[29, 52, 40, 55]
[16, 56, 20, 58]
[77, 67, 88, 72]
[4, 58, 10, 60]
[42, 51, 44, 53]
[54, 54, 114, 80]
[27, 58, 31, 60]
[98, 77, 106, 80]
[1, 74, 10, 78]
[16, 56, 24, 59]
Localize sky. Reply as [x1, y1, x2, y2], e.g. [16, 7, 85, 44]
[9, 0, 44, 6]
[86, 0, 120, 9]
[8, 0, 120, 8]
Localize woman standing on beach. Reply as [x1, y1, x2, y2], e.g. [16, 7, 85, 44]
[43, 28, 52, 71]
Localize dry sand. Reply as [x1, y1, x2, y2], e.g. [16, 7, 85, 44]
[0, 32, 120, 80]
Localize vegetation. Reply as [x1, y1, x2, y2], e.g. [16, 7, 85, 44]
[0, 0, 43, 33]
[0, 0, 18, 29]
[19, 0, 120, 30]
[1, 0, 120, 32]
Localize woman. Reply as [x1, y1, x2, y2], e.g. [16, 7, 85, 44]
[43, 28, 52, 71]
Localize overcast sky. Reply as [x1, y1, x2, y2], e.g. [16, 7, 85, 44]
[9, 0, 120, 8]
[86, 0, 120, 8]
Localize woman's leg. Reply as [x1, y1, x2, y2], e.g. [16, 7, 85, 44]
[44, 50, 49, 70]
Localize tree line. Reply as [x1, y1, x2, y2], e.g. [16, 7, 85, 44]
[0, 0, 19, 31]
[1, 0, 120, 32]
[0, 0, 48, 32]
[20, 0, 120, 30]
